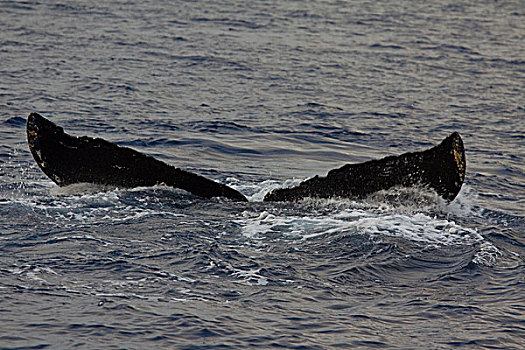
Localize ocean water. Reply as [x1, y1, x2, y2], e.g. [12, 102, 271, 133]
[1, 0, 524, 349]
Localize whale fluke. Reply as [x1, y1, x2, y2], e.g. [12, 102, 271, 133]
[263, 132, 466, 202]
[26, 112, 248, 201]
[27, 112, 466, 203]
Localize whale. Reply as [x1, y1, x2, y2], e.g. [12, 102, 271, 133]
[264, 132, 466, 202]
[26, 112, 248, 201]
[26, 112, 466, 202]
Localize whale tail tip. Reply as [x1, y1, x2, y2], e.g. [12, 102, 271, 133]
[27, 112, 64, 140]
[444, 131, 466, 184]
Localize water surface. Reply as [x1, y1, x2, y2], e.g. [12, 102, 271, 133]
[1, 0, 524, 349]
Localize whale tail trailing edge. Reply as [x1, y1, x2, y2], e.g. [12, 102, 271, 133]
[27, 112, 466, 202]
[263, 132, 466, 202]
[26, 112, 248, 201]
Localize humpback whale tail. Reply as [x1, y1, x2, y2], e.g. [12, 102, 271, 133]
[26, 112, 466, 202]
[264, 132, 466, 202]
[26, 112, 248, 201]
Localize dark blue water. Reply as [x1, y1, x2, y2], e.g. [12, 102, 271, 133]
[1, 1, 524, 349]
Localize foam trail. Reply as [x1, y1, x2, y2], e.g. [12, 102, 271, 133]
[237, 208, 483, 246]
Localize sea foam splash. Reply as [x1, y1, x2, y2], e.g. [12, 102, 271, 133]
[4, 177, 498, 264]
[3, 183, 187, 226]
[234, 181, 485, 247]
[237, 209, 483, 246]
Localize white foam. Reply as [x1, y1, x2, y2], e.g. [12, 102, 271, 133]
[472, 241, 501, 266]
[232, 268, 269, 286]
[227, 177, 304, 202]
[206, 257, 269, 286]
[230, 177, 484, 246]
[4, 185, 186, 226]
[237, 207, 483, 246]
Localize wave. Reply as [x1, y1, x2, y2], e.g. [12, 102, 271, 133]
[0, 176, 504, 277]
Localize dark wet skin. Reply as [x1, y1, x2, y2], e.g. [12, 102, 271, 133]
[27, 112, 465, 202]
